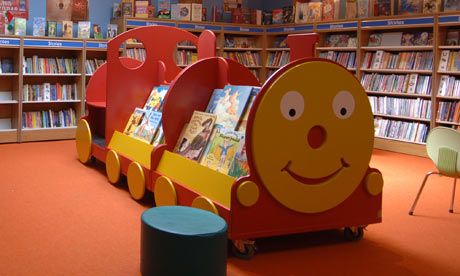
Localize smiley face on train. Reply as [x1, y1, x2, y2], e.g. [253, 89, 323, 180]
[251, 61, 374, 213]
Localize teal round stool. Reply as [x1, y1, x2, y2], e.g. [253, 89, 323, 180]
[141, 206, 228, 276]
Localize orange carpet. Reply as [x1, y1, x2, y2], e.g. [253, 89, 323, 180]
[0, 141, 459, 275]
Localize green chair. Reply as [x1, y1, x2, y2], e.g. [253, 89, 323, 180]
[409, 127, 459, 215]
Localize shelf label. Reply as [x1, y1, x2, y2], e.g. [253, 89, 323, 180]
[86, 42, 107, 49]
[439, 15, 460, 24]
[266, 25, 314, 33]
[178, 23, 221, 31]
[317, 21, 357, 30]
[223, 26, 263, 33]
[362, 17, 434, 27]
[0, 37, 20, 46]
[127, 20, 175, 27]
[24, 39, 84, 48]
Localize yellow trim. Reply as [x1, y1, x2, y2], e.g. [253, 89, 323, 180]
[75, 119, 92, 164]
[237, 181, 259, 207]
[192, 196, 219, 215]
[108, 131, 154, 169]
[154, 176, 177, 206]
[366, 172, 384, 196]
[106, 150, 121, 184]
[127, 162, 146, 200]
[156, 151, 234, 209]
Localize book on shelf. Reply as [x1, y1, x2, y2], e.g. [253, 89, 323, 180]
[294, 1, 308, 23]
[357, 0, 370, 18]
[152, 124, 164, 146]
[14, 18, 26, 36]
[374, 0, 392, 16]
[22, 108, 76, 129]
[132, 110, 162, 144]
[200, 129, 244, 174]
[143, 85, 169, 112]
[174, 111, 217, 161]
[158, 0, 171, 19]
[113, 3, 121, 18]
[23, 83, 77, 102]
[178, 3, 191, 21]
[33, 17, 46, 37]
[135, 0, 149, 18]
[368, 96, 431, 119]
[62, 21, 73, 38]
[438, 75, 460, 97]
[361, 73, 432, 95]
[381, 32, 403, 46]
[307, 2, 322, 22]
[0, 59, 14, 74]
[0, 91, 13, 101]
[422, 0, 440, 13]
[78, 21, 91, 39]
[107, 24, 118, 39]
[23, 56, 78, 74]
[93, 24, 103, 39]
[262, 10, 273, 25]
[47, 21, 57, 37]
[0, 118, 12, 130]
[123, 107, 147, 137]
[444, 0, 460, 11]
[272, 8, 283, 24]
[272, 36, 287, 48]
[85, 58, 106, 74]
[374, 118, 428, 143]
[446, 31, 460, 46]
[368, 33, 382, 46]
[191, 3, 203, 22]
[399, 0, 422, 15]
[236, 87, 261, 132]
[322, 0, 339, 21]
[437, 101, 460, 123]
[325, 34, 353, 47]
[283, 5, 294, 23]
[148, 5, 156, 18]
[346, 0, 358, 19]
[122, 0, 134, 17]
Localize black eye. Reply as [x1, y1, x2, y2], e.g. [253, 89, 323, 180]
[340, 108, 347, 116]
[289, 109, 296, 117]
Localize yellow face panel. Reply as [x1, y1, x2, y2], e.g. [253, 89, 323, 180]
[252, 61, 374, 213]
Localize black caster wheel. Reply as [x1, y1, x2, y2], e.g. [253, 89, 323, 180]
[344, 226, 364, 241]
[232, 241, 256, 260]
[90, 156, 97, 164]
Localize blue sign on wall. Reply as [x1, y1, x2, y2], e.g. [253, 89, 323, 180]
[439, 15, 460, 24]
[362, 17, 434, 27]
[24, 39, 84, 48]
[223, 26, 263, 33]
[317, 22, 358, 30]
[86, 42, 107, 49]
[266, 25, 314, 33]
[0, 38, 20, 46]
[178, 23, 222, 31]
[127, 20, 176, 27]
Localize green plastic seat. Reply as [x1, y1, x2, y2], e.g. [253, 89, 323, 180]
[409, 127, 460, 215]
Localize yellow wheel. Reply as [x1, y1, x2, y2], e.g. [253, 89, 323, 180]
[154, 176, 177, 206]
[106, 150, 121, 184]
[192, 196, 219, 215]
[127, 162, 146, 200]
[237, 181, 259, 207]
[75, 119, 92, 164]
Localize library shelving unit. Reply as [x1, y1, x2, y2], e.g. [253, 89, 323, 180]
[315, 21, 359, 76]
[264, 24, 314, 82]
[21, 37, 85, 142]
[84, 40, 107, 110]
[359, 17, 436, 156]
[0, 36, 21, 143]
[436, 15, 460, 131]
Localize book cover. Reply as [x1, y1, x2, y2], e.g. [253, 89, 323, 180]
[444, 0, 460, 11]
[13, 18, 25, 36]
[381, 32, 403, 46]
[113, 3, 121, 18]
[236, 87, 260, 132]
[272, 9, 283, 24]
[322, 0, 335, 21]
[207, 85, 253, 130]
[122, 2, 134, 17]
[282, 6, 294, 23]
[107, 24, 118, 39]
[1, 59, 13, 73]
[413, 32, 432, 46]
[446, 31, 460, 46]
[262, 11, 273, 25]
[78, 21, 91, 39]
[307, 2, 322, 22]
[43, 83, 51, 101]
[200, 129, 243, 174]
[93, 24, 103, 39]
[407, 74, 418, 94]
[294, 2, 308, 23]
[175, 111, 216, 161]
[158, 0, 171, 19]
[133, 110, 162, 144]
[178, 3, 191, 21]
[357, 0, 369, 18]
[401, 33, 415, 46]
[47, 21, 57, 37]
[400, 0, 422, 14]
[135, 0, 149, 18]
[123, 108, 147, 136]
[148, 6, 156, 18]
[191, 3, 203, 22]
[152, 125, 164, 146]
[368, 33, 382, 46]
[143, 85, 169, 112]
[348, 37, 358, 47]
[346, 0, 357, 19]
[423, 0, 440, 13]
[170, 3, 180, 20]
[228, 135, 249, 178]
[62, 21, 73, 38]
[33, 17, 46, 37]
[375, 0, 391, 16]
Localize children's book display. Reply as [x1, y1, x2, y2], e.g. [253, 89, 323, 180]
[63, 21, 73, 38]
[47, 21, 57, 37]
[173, 85, 260, 178]
[78, 21, 91, 39]
[33, 17, 46, 37]
[107, 24, 118, 39]
[123, 85, 169, 145]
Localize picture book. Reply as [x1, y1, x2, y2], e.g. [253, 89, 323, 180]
[13, 17, 25, 36]
[123, 108, 147, 136]
[133, 110, 162, 144]
[348, 37, 358, 47]
[368, 33, 382, 46]
[206, 85, 253, 130]
[399, 0, 422, 15]
[178, 3, 191, 21]
[307, 2, 322, 22]
[282, 6, 294, 24]
[200, 129, 244, 174]
[444, 0, 460, 11]
[170, 3, 180, 20]
[113, 3, 121, 18]
[228, 135, 249, 179]
[446, 31, 460, 46]
[346, 0, 357, 19]
[357, 0, 369, 18]
[148, 6, 156, 18]
[294, 2, 308, 24]
[152, 125, 164, 146]
[413, 32, 432, 46]
[322, 0, 335, 21]
[78, 21, 91, 39]
[175, 111, 216, 161]
[237, 87, 261, 132]
[262, 11, 273, 25]
[272, 9, 283, 24]
[93, 24, 103, 39]
[439, 50, 450, 71]
[107, 24, 118, 39]
[1, 59, 13, 73]
[33, 17, 46, 37]
[401, 33, 415, 46]
[143, 85, 169, 111]
[205, 89, 224, 113]
[62, 21, 73, 38]
[122, 1, 134, 17]
[423, 0, 440, 13]
[158, 0, 171, 19]
[47, 21, 57, 37]
[135, 0, 149, 18]
[191, 3, 203, 22]
[375, 0, 391, 16]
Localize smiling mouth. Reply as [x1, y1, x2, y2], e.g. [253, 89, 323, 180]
[281, 158, 350, 185]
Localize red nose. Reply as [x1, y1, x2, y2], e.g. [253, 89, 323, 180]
[308, 125, 326, 149]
